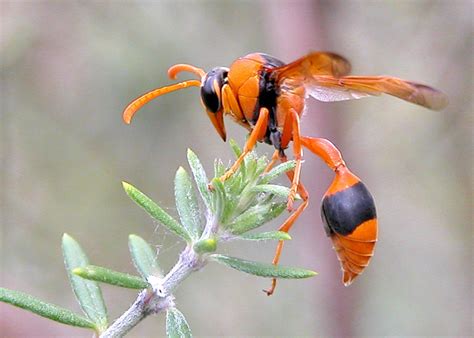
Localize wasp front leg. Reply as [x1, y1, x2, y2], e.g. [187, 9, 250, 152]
[219, 107, 269, 182]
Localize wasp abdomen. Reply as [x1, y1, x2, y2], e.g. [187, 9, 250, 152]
[321, 181, 376, 236]
[321, 168, 378, 286]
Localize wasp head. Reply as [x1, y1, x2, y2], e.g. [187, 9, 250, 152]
[200, 67, 229, 141]
[122, 62, 229, 143]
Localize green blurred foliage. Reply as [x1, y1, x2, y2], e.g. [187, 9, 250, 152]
[1, 1, 471, 336]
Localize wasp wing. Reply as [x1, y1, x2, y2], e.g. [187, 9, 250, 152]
[272, 52, 352, 79]
[273, 53, 447, 110]
[305, 75, 448, 110]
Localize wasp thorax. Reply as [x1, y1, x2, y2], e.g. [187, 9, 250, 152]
[200, 67, 228, 113]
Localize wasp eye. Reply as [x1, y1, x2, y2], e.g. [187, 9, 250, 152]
[201, 78, 220, 113]
[201, 67, 228, 113]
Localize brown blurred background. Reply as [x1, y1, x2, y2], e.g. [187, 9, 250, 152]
[1, 1, 472, 336]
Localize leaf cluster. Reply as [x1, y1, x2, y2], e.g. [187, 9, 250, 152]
[0, 141, 316, 337]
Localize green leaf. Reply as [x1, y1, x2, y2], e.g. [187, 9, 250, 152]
[229, 139, 242, 158]
[251, 184, 300, 200]
[228, 202, 286, 235]
[62, 234, 108, 331]
[228, 139, 246, 177]
[175, 167, 202, 239]
[237, 231, 292, 241]
[193, 238, 217, 254]
[260, 160, 297, 183]
[244, 154, 258, 181]
[166, 307, 192, 338]
[122, 182, 192, 243]
[210, 178, 226, 221]
[227, 172, 243, 196]
[210, 254, 317, 279]
[186, 149, 212, 211]
[255, 156, 269, 177]
[73, 265, 149, 290]
[0, 287, 95, 329]
[213, 158, 225, 177]
[128, 234, 162, 278]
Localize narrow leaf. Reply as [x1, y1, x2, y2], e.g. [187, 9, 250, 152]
[73, 265, 149, 289]
[166, 307, 192, 338]
[237, 231, 291, 241]
[122, 182, 192, 242]
[228, 202, 286, 235]
[251, 184, 300, 200]
[128, 234, 162, 278]
[227, 139, 245, 177]
[227, 172, 243, 196]
[210, 254, 317, 279]
[62, 234, 108, 331]
[229, 139, 242, 158]
[244, 154, 258, 181]
[0, 287, 95, 329]
[175, 167, 202, 239]
[187, 149, 212, 211]
[255, 156, 269, 177]
[213, 158, 225, 177]
[210, 178, 226, 221]
[260, 160, 297, 183]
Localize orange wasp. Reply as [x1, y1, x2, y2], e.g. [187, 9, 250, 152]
[123, 52, 447, 295]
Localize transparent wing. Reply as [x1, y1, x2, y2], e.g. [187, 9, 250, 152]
[305, 83, 373, 102]
[305, 75, 448, 110]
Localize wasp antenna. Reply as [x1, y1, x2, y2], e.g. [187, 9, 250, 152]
[122, 80, 201, 124]
[168, 64, 206, 80]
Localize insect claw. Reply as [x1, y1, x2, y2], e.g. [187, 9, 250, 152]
[287, 199, 294, 212]
[263, 278, 277, 296]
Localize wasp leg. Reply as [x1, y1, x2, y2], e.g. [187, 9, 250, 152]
[264, 156, 309, 296]
[286, 108, 303, 212]
[265, 137, 347, 295]
[222, 84, 245, 122]
[219, 107, 269, 182]
[263, 150, 280, 173]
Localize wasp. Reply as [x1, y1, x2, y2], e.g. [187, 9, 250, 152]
[123, 52, 447, 295]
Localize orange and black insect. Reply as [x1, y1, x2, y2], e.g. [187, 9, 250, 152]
[123, 52, 447, 294]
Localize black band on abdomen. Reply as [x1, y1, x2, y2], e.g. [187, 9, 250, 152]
[321, 181, 377, 236]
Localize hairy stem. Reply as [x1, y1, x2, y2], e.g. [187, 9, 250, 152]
[100, 290, 149, 338]
[100, 212, 217, 337]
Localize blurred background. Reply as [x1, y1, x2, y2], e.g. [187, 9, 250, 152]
[1, 1, 472, 336]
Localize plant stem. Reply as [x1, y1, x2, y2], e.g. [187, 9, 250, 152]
[100, 212, 217, 337]
[100, 290, 149, 338]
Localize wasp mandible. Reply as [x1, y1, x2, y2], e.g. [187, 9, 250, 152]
[123, 52, 447, 295]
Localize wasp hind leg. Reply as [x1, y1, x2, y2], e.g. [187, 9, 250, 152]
[264, 108, 308, 296]
[264, 157, 309, 296]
